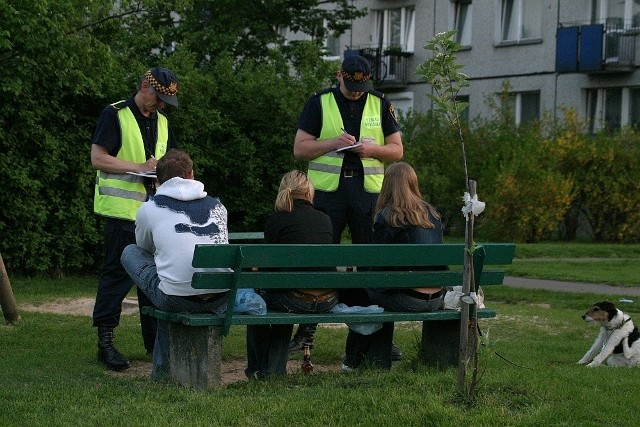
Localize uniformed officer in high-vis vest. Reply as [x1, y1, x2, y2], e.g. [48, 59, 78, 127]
[91, 67, 179, 371]
[292, 55, 403, 354]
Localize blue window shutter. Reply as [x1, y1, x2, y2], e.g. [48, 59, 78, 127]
[556, 26, 579, 73]
[579, 24, 604, 71]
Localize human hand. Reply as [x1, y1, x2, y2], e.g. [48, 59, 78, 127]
[335, 129, 358, 151]
[352, 137, 376, 158]
[142, 156, 157, 172]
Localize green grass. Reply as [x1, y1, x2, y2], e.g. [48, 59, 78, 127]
[2, 287, 639, 427]
[504, 243, 640, 285]
[507, 258, 640, 285]
[2, 243, 640, 426]
[513, 242, 640, 258]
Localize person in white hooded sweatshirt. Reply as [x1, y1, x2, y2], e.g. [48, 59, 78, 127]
[121, 148, 229, 380]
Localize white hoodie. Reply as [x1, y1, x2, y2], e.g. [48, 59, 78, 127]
[135, 177, 229, 296]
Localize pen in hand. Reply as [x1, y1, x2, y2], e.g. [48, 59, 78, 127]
[147, 154, 157, 172]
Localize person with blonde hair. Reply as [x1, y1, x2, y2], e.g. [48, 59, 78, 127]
[342, 162, 446, 371]
[245, 170, 336, 379]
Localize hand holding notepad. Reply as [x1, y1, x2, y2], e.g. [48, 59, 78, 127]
[335, 141, 362, 152]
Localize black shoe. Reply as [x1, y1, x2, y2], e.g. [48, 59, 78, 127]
[97, 327, 130, 371]
[391, 342, 403, 361]
[289, 324, 316, 353]
[288, 335, 306, 353]
[245, 368, 266, 380]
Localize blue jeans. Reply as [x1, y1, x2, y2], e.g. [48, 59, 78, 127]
[343, 290, 443, 370]
[367, 289, 444, 312]
[120, 244, 228, 380]
[245, 290, 337, 378]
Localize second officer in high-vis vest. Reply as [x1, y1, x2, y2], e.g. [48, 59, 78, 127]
[91, 67, 179, 371]
[292, 55, 403, 353]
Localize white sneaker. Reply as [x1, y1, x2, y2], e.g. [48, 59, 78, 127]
[341, 363, 354, 372]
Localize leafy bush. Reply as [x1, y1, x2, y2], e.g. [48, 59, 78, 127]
[545, 109, 640, 242]
[401, 107, 639, 243]
[0, 2, 337, 275]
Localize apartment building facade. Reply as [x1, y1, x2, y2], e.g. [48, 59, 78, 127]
[305, 0, 640, 132]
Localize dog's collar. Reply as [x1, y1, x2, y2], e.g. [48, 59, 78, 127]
[607, 315, 632, 331]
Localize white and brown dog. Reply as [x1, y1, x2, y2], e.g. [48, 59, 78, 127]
[578, 301, 640, 367]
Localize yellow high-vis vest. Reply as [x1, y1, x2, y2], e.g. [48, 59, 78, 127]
[93, 103, 168, 220]
[308, 92, 385, 193]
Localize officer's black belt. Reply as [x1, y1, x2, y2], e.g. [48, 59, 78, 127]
[341, 169, 363, 178]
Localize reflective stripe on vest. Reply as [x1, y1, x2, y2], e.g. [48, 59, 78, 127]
[93, 104, 169, 220]
[308, 92, 385, 193]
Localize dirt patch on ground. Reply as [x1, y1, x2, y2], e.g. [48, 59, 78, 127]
[19, 297, 340, 385]
[105, 358, 339, 385]
[21, 297, 139, 317]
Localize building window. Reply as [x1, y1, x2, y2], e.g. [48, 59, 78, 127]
[453, 1, 473, 46]
[591, 0, 640, 28]
[585, 87, 640, 133]
[374, 7, 415, 82]
[454, 95, 470, 122]
[502, 91, 540, 125]
[630, 88, 640, 128]
[323, 19, 341, 59]
[276, 26, 289, 46]
[388, 92, 414, 118]
[500, 0, 542, 42]
[375, 6, 415, 53]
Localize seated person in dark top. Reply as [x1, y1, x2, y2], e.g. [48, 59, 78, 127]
[368, 161, 446, 311]
[342, 162, 446, 371]
[245, 170, 336, 379]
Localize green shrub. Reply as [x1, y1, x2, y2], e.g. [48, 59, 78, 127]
[400, 106, 638, 243]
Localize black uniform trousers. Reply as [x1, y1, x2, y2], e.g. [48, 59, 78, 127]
[92, 217, 156, 353]
[313, 170, 391, 368]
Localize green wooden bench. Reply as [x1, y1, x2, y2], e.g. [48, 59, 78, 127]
[143, 242, 515, 389]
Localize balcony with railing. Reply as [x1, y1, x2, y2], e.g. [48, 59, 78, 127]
[556, 20, 636, 74]
[344, 46, 413, 90]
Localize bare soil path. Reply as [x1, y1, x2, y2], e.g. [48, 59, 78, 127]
[19, 297, 340, 384]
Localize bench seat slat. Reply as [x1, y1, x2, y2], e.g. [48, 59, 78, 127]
[142, 306, 497, 327]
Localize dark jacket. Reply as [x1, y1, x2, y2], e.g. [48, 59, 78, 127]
[264, 199, 333, 244]
[373, 205, 444, 245]
[373, 204, 447, 287]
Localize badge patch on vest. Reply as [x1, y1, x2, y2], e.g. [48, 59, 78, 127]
[390, 104, 399, 124]
[363, 116, 381, 128]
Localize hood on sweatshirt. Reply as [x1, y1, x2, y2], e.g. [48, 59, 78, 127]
[155, 176, 207, 202]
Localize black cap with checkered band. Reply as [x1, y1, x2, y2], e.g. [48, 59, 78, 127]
[145, 67, 179, 107]
[340, 55, 372, 92]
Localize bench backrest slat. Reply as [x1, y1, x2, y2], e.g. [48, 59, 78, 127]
[228, 232, 265, 241]
[190, 243, 514, 291]
[192, 243, 515, 269]
[191, 270, 507, 290]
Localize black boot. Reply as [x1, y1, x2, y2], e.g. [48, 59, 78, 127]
[391, 341, 403, 361]
[97, 327, 130, 371]
[289, 324, 317, 353]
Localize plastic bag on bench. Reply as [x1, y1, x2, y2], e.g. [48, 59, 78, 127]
[234, 288, 267, 315]
[331, 303, 384, 335]
[444, 286, 485, 310]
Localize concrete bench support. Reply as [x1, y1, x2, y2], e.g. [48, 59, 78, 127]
[421, 319, 461, 368]
[170, 323, 223, 389]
